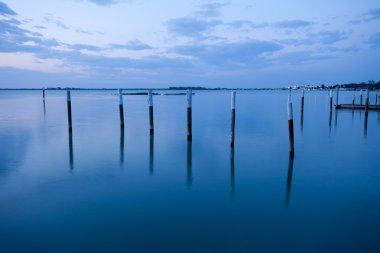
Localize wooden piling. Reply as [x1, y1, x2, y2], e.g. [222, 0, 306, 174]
[365, 89, 369, 115]
[187, 89, 192, 140]
[42, 88, 45, 101]
[352, 94, 355, 105]
[329, 91, 333, 112]
[67, 90, 72, 132]
[119, 89, 125, 128]
[301, 90, 304, 112]
[335, 86, 339, 105]
[287, 95, 295, 156]
[148, 90, 154, 135]
[360, 90, 363, 105]
[230, 91, 236, 147]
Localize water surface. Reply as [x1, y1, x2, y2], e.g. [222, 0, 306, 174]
[0, 90, 379, 253]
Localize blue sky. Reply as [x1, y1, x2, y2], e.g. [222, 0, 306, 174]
[0, 0, 379, 88]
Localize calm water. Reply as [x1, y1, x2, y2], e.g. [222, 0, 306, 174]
[0, 90, 379, 253]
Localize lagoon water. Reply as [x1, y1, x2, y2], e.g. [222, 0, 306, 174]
[0, 90, 379, 253]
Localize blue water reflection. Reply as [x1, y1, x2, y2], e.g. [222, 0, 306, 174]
[0, 90, 379, 252]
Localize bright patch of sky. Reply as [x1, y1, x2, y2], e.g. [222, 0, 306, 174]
[0, 0, 379, 88]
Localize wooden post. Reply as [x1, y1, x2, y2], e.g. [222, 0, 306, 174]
[187, 89, 192, 141]
[329, 90, 333, 112]
[119, 89, 125, 128]
[67, 90, 72, 132]
[352, 94, 355, 105]
[148, 90, 154, 135]
[365, 89, 369, 115]
[42, 88, 46, 102]
[287, 95, 295, 156]
[360, 90, 363, 105]
[301, 90, 305, 112]
[335, 86, 339, 105]
[230, 91, 236, 147]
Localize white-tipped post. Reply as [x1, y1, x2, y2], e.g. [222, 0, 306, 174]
[119, 89, 124, 128]
[230, 91, 236, 147]
[287, 95, 294, 156]
[187, 89, 192, 140]
[301, 90, 305, 112]
[148, 90, 154, 135]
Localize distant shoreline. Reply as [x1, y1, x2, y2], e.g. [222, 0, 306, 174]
[0, 81, 379, 91]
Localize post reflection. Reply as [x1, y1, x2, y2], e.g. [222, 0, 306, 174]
[68, 131, 74, 172]
[187, 140, 192, 187]
[120, 128, 124, 167]
[285, 155, 295, 207]
[43, 100, 46, 118]
[364, 113, 368, 137]
[300, 110, 304, 133]
[334, 108, 338, 130]
[230, 147, 235, 197]
[149, 135, 154, 175]
[328, 110, 332, 133]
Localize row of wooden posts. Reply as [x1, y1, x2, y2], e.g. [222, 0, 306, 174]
[41, 87, 379, 158]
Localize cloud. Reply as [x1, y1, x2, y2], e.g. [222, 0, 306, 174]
[367, 32, 380, 48]
[44, 14, 70, 30]
[274, 19, 313, 29]
[109, 39, 152, 50]
[365, 8, 380, 21]
[274, 51, 335, 65]
[166, 17, 222, 39]
[0, 1, 16, 16]
[86, 0, 120, 6]
[195, 2, 227, 18]
[68, 43, 103, 51]
[173, 41, 282, 67]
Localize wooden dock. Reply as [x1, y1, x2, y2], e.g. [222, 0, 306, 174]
[336, 104, 380, 110]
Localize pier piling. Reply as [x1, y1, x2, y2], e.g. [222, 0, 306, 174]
[230, 91, 236, 147]
[360, 90, 363, 105]
[148, 90, 154, 135]
[287, 94, 295, 156]
[301, 90, 305, 112]
[187, 89, 192, 141]
[119, 89, 125, 128]
[336, 86, 339, 105]
[365, 89, 369, 115]
[329, 91, 333, 112]
[67, 90, 72, 132]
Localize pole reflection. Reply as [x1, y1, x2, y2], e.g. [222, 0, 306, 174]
[149, 135, 154, 175]
[120, 128, 124, 167]
[285, 155, 295, 207]
[300, 110, 304, 133]
[230, 147, 235, 197]
[43, 100, 46, 118]
[334, 108, 338, 131]
[187, 140, 192, 188]
[68, 131, 74, 172]
[328, 110, 332, 134]
[364, 113, 368, 138]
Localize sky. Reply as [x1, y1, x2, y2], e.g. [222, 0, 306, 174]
[0, 0, 379, 88]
